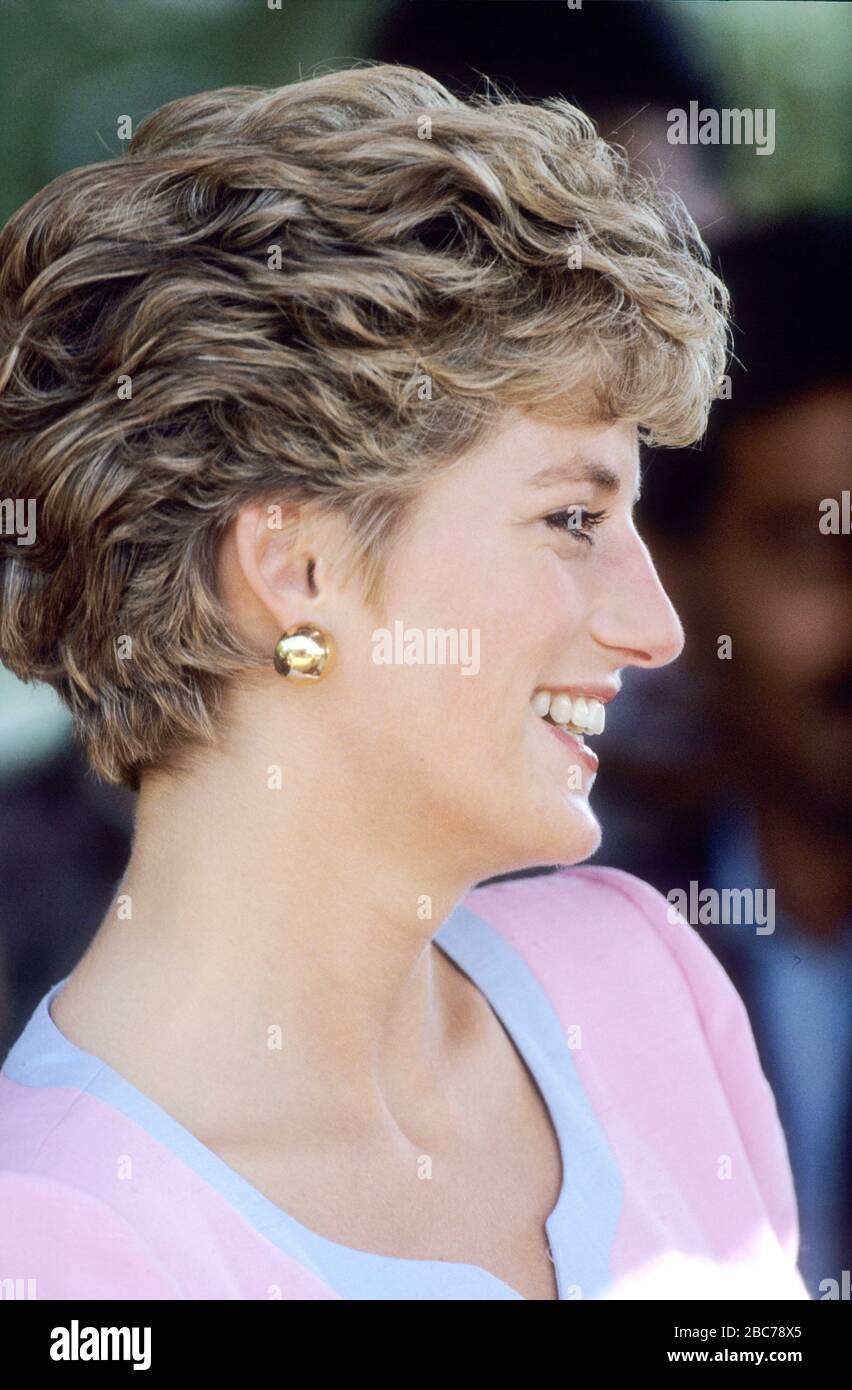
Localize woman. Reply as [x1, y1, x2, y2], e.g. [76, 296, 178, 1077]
[0, 64, 808, 1300]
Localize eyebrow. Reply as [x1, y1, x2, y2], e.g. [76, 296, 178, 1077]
[528, 454, 642, 502]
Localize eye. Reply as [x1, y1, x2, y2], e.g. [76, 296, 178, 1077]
[544, 506, 609, 546]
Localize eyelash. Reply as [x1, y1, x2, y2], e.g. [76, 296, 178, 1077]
[544, 506, 609, 546]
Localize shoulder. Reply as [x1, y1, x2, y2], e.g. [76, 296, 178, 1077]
[466, 862, 674, 922]
[463, 863, 769, 1080]
[464, 856, 744, 967]
[464, 865, 803, 1271]
[0, 1169, 184, 1299]
[463, 863, 694, 966]
[0, 1074, 339, 1302]
[0, 1063, 188, 1299]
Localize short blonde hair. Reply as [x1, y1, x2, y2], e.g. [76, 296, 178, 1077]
[0, 63, 730, 790]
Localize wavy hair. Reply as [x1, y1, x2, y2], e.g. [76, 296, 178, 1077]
[0, 62, 730, 788]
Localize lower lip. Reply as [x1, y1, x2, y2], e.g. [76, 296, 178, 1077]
[543, 720, 599, 774]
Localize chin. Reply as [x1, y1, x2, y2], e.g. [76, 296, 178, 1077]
[488, 796, 602, 876]
[542, 801, 602, 866]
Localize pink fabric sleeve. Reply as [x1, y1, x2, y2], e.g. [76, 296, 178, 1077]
[585, 866, 806, 1283]
[0, 1172, 185, 1299]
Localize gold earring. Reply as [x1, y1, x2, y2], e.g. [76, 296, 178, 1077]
[273, 625, 335, 681]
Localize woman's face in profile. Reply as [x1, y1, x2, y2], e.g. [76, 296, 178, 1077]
[333, 405, 685, 879]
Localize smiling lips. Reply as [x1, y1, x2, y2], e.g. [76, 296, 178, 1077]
[530, 690, 607, 737]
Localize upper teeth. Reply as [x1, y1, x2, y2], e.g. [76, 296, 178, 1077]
[530, 690, 606, 736]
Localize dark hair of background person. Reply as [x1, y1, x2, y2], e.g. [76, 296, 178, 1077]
[639, 212, 852, 544]
[371, 0, 719, 113]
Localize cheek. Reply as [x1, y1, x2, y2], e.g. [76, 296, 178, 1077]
[370, 529, 585, 734]
[522, 545, 585, 635]
[471, 549, 582, 687]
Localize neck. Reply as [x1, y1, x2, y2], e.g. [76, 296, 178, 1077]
[65, 749, 487, 1146]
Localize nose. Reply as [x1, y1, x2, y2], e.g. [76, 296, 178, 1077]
[589, 529, 685, 669]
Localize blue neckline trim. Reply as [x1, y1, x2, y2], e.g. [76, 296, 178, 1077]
[3, 899, 623, 1300]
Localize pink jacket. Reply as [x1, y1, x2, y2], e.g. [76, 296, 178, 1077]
[0, 866, 809, 1299]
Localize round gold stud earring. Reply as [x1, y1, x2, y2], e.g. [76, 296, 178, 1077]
[273, 625, 335, 681]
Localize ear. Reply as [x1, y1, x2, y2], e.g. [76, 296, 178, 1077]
[229, 501, 326, 634]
